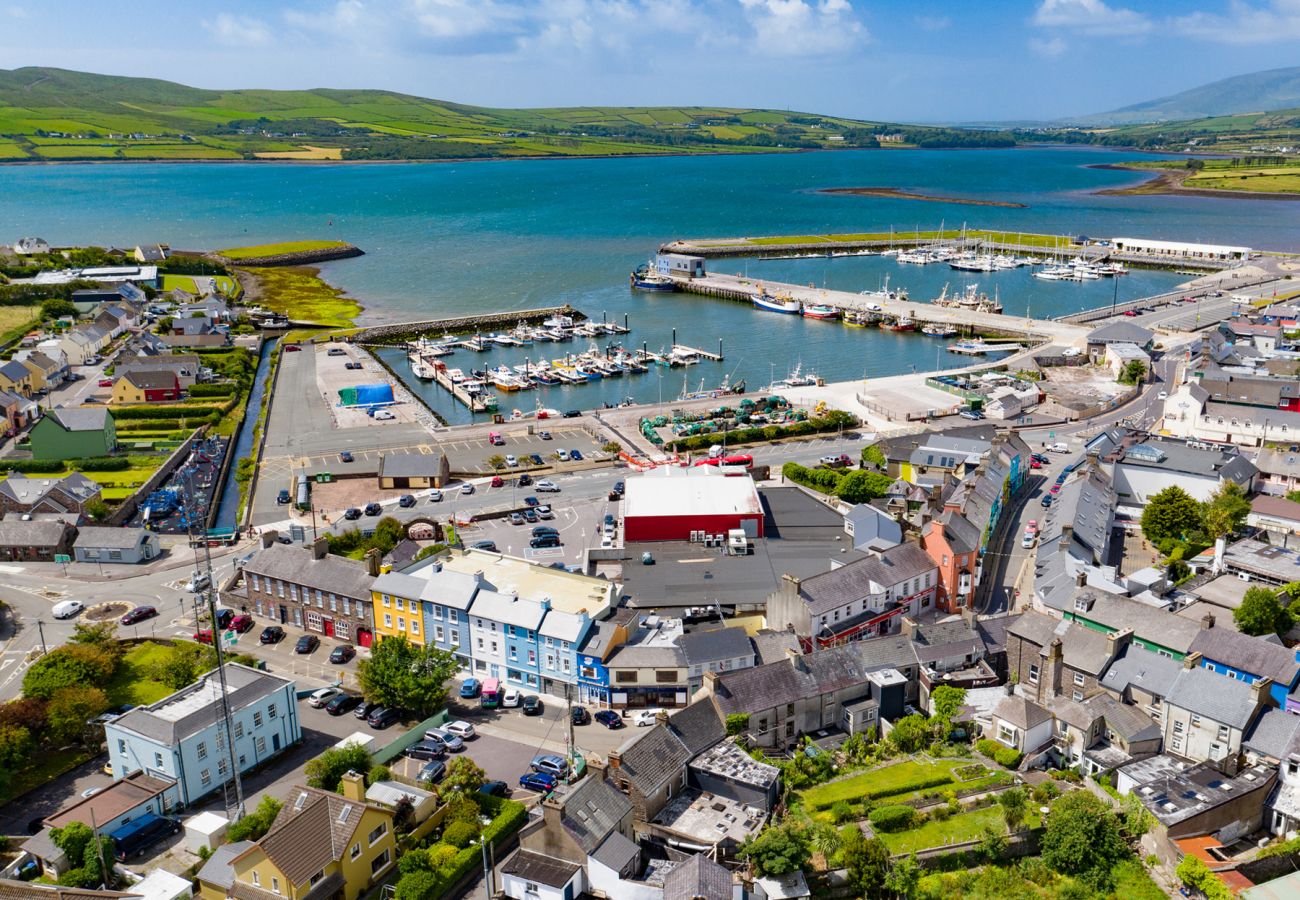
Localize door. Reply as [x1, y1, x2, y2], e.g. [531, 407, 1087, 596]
[278, 605, 287, 624]
[322, 618, 335, 638]
[356, 627, 373, 648]
[272, 734, 281, 752]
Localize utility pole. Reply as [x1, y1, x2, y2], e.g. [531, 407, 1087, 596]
[36, 619, 47, 655]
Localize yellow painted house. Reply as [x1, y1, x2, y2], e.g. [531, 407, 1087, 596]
[201, 773, 397, 900]
[370, 576, 426, 645]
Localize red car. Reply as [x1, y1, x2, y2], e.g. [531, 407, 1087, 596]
[193, 629, 214, 644]
[1029, 458, 1042, 469]
[1123, 310, 1139, 317]
[491, 476, 504, 488]
[98, 378, 113, 387]
[229, 615, 255, 633]
[284, 344, 302, 352]
[1050, 484, 1062, 495]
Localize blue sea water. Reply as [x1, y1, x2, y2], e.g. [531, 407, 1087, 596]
[4, 146, 1297, 422]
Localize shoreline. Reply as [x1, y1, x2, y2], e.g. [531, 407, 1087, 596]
[818, 187, 1027, 207]
[1088, 162, 1300, 201]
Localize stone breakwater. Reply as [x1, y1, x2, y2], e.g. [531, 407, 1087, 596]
[209, 244, 365, 267]
[354, 305, 582, 344]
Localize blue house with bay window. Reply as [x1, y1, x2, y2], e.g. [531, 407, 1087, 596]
[469, 590, 546, 691]
[575, 608, 641, 706]
[1189, 627, 1300, 709]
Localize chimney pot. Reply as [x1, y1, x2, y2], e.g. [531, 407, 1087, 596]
[1201, 612, 1215, 630]
[1250, 677, 1273, 709]
[312, 536, 328, 560]
[262, 530, 277, 549]
[608, 748, 621, 769]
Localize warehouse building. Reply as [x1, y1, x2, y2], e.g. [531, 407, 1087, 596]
[1109, 237, 1252, 262]
[622, 466, 763, 542]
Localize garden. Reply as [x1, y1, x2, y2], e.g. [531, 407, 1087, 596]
[800, 756, 1013, 817]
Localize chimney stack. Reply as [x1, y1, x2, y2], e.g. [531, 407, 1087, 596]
[1201, 612, 1216, 630]
[1183, 651, 1203, 670]
[900, 617, 918, 639]
[364, 548, 381, 577]
[1075, 571, 1087, 588]
[1250, 677, 1274, 710]
[262, 530, 278, 549]
[1045, 638, 1064, 701]
[607, 748, 621, 770]
[312, 536, 328, 560]
[655, 709, 669, 726]
[340, 770, 365, 802]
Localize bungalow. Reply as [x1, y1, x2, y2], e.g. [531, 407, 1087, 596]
[13, 237, 49, 255]
[28, 407, 116, 460]
[133, 244, 169, 263]
[989, 692, 1054, 756]
[73, 527, 161, 564]
[112, 369, 181, 404]
[1085, 321, 1155, 361]
[376, 453, 451, 490]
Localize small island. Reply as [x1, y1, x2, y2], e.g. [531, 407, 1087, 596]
[818, 187, 1027, 208]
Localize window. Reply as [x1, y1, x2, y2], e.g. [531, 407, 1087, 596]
[451, 630, 459, 644]
[290, 584, 299, 602]
[382, 594, 391, 607]
[997, 723, 1017, 746]
[200, 768, 211, 787]
[368, 822, 388, 844]
[384, 614, 393, 628]
[271, 877, 280, 895]
[1173, 720, 1184, 734]
[253, 711, 263, 728]
[252, 872, 260, 886]
[491, 640, 498, 655]
[1172, 737, 1183, 752]
[268, 703, 278, 719]
[546, 655, 555, 670]
[336, 621, 350, 640]
[1028, 664, 1040, 684]
[234, 721, 244, 739]
[1217, 724, 1230, 741]
[477, 636, 484, 650]
[562, 657, 571, 674]
[154, 751, 164, 768]
[1072, 690, 1083, 702]
[616, 671, 637, 683]
[395, 597, 405, 612]
[410, 620, 419, 636]
[117, 739, 126, 754]
[1190, 714, 1201, 727]
[398, 617, 406, 632]
[256, 736, 266, 755]
[197, 741, 208, 760]
[656, 670, 677, 683]
[342, 598, 351, 616]
[435, 606, 444, 620]
[436, 626, 445, 642]
[351, 843, 361, 860]
[528, 649, 536, 665]
[1210, 743, 1224, 759]
[310, 871, 324, 886]
[218, 757, 228, 775]
[370, 848, 391, 875]
[509, 646, 517, 662]
[330, 596, 337, 613]
[1073, 672, 1085, 686]
[307, 610, 322, 630]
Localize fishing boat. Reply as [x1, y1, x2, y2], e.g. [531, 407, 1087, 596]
[802, 304, 841, 320]
[531, 370, 562, 386]
[921, 323, 958, 337]
[767, 361, 819, 390]
[753, 291, 802, 314]
[488, 366, 531, 391]
[948, 339, 994, 355]
[630, 262, 678, 291]
[409, 356, 435, 380]
[882, 315, 917, 332]
[463, 335, 491, 351]
[542, 314, 576, 329]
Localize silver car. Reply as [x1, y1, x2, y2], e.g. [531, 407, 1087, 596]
[424, 727, 465, 752]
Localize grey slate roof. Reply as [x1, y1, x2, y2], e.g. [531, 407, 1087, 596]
[1117, 439, 1257, 484]
[558, 776, 631, 853]
[607, 643, 685, 670]
[73, 526, 151, 550]
[1087, 321, 1154, 345]
[615, 723, 692, 797]
[1100, 646, 1184, 699]
[0, 472, 100, 508]
[910, 619, 984, 665]
[1008, 610, 1112, 674]
[1244, 707, 1300, 760]
[1071, 593, 1204, 654]
[120, 369, 177, 390]
[667, 698, 726, 756]
[501, 850, 581, 889]
[0, 519, 72, 547]
[992, 694, 1051, 730]
[1165, 666, 1260, 729]
[798, 542, 935, 615]
[1189, 628, 1300, 687]
[930, 507, 982, 555]
[1085, 692, 1161, 743]
[843, 504, 903, 550]
[751, 629, 801, 665]
[197, 840, 255, 890]
[378, 453, 447, 478]
[663, 853, 733, 900]
[243, 544, 375, 599]
[46, 407, 112, 432]
[0, 361, 31, 383]
[678, 627, 754, 666]
[110, 663, 293, 746]
[590, 831, 640, 873]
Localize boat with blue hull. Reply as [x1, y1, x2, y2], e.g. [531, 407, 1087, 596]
[753, 291, 801, 314]
[630, 262, 677, 292]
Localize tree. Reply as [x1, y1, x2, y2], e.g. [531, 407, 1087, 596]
[835, 469, 893, 504]
[841, 828, 890, 898]
[40, 298, 78, 320]
[1121, 791, 1153, 837]
[0, 697, 48, 734]
[1203, 481, 1251, 543]
[862, 443, 887, 470]
[884, 853, 921, 899]
[808, 822, 841, 862]
[358, 636, 459, 719]
[740, 819, 810, 876]
[51, 821, 113, 889]
[1041, 792, 1127, 878]
[1119, 360, 1147, 385]
[1176, 855, 1233, 900]
[726, 713, 750, 736]
[47, 686, 109, 745]
[978, 825, 1008, 862]
[1234, 586, 1293, 636]
[151, 642, 216, 691]
[1140, 485, 1202, 545]
[930, 685, 966, 741]
[226, 795, 282, 842]
[0, 725, 33, 794]
[23, 644, 118, 699]
[998, 786, 1028, 833]
[486, 454, 506, 471]
[83, 499, 109, 522]
[600, 441, 622, 455]
[889, 714, 930, 753]
[441, 756, 486, 795]
[304, 743, 372, 792]
[69, 621, 123, 660]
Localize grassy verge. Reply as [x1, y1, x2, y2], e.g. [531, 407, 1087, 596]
[159, 273, 240, 296]
[242, 266, 362, 327]
[106, 641, 178, 707]
[220, 240, 351, 259]
[0, 748, 96, 806]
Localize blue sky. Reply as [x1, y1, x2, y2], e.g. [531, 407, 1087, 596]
[4, 0, 1300, 121]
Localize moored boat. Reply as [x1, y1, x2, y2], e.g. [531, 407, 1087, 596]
[753, 291, 801, 314]
[802, 304, 841, 320]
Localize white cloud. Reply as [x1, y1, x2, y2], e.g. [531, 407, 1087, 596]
[738, 0, 868, 57]
[1032, 0, 1151, 36]
[1173, 0, 1300, 44]
[207, 13, 271, 46]
[1029, 35, 1068, 58]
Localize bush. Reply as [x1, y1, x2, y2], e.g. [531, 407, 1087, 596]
[831, 800, 856, 824]
[71, 456, 131, 471]
[186, 383, 240, 397]
[868, 805, 918, 832]
[226, 796, 282, 842]
[442, 820, 479, 849]
[23, 645, 118, 699]
[976, 739, 1001, 758]
[993, 747, 1023, 769]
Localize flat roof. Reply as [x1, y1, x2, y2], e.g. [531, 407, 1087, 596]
[652, 788, 767, 847]
[689, 740, 780, 790]
[1224, 538, 1300, 582]
[624, 466, 762, 520]
[1111, 237, 1252, 254]
[438, 548, 616, 617]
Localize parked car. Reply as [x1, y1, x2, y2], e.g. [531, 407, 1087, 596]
[530, 535, 561, 549]
[97, 378, 113, 388]
[521, 496, 539, 508]
[609, 488, 622, 500]
[570, 449, 583, 461]
[470, 540, 497, 552]
[571, 706, 590, 726]
[555, 449, 570, 462]
[1040, 495, 1053, 508]
[354, 700, 380, 720]
[491, 475, 504, 488]
[308, 687, 342, 708]
[295, 634, 320, 654]
[184, 572, 210, 593]
[192, 629, 214, 644]
[521, 695, 543, 716]
[364, 502, 382, 516]
[367, 706, 403, 729]
[529, 453, 544, 466]
[536, 505, 554, 519]
[121, 605, 157, 626]
[594, 710, 624, 729]
[479, 780, 510, 797]
[343, 507, 361, 520]
[444, 720, 477, 740]
[1049, 442, 1069, 453]
[110, 813, 180, 861]
[276, 489, 291, 505]
[539, 431, 552, 440]
[1021, 530, 1036, 549]
[424, 727, 465, 752]
[324, 693, 363, 716]
[1030, 457, 1042, 469]
[518, 473, 533, 486]
[532, 525, 559, 537]
[398, 494, 416, 508]
[959, 410, 983, 420]
[818, 454, 851, 467]
[502, 688, 521, 708]
[535, 480, 560, 492]
[522, 509, 538, 523]
[505, 455, 517, 467]
[230, 614, 255, 633]
[260, 625, 285, 644]
[284, 344, 302, 352]
[563, 410, 581, 418]
[1026, 520, 1038, 535]
[428, 489, 443, 502]
[633, 709, 664, 727]
[461, 483, 476, 495]
[405, 740, 447, 761]
[329, 644, 356, 664]
[416, 760, 447, 784]
[374, 409, 395, 420]
[509, 512, 525, 526]
[519, 772, 557, 793]
[459, 678, 481, 699]
[531, 754, 570, 778]
[339, 451, 354, 463]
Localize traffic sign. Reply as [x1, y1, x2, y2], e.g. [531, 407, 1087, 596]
[54, 554, 71, 564]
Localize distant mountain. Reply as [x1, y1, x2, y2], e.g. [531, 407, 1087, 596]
[1074, 66, 1300, 125]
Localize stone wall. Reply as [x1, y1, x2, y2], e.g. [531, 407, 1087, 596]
[210, 245, 364, 267]
[354, 306, 582, 344]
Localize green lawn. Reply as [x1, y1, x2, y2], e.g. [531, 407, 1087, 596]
[801, 758, 1001, 810]
[219, 240, 352, 260]
[879, 804, 1042, 855]
[160, 273, 240, 296]
[106, 642, 178, 707]
[734, 228, 1071, 249]
[244, 265, 362, 326]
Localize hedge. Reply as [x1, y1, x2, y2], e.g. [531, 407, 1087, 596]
[186, 383, 240, 397]
[392, 794, 526, 899]
[868, 804, 918, 832]
[108, 405, 226, 421]
[0, 456, 132, 473]
[993, 747, 1023, 769]
[669, 409, 858, 452]
[976, 739, 1001, 758]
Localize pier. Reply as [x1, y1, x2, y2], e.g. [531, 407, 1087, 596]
[430, 363, 491, 413]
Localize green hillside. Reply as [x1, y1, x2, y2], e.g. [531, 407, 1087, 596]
[1075, 65, 1300, 125]
[0, 66, 1013, 163]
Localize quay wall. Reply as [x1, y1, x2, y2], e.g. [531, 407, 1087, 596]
[210, 244, 364, 267]
[354, 305, 581, 344]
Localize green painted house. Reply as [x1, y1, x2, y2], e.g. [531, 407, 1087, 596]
[1062, 591, 1206, 661]
[29, 408, 116, 460]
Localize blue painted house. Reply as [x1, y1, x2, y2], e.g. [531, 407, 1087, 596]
[469, 590, 545, 690]
[575, 609, 641, 706]
[1190, 627, 1300, 709]
[538, 608, 592, 697]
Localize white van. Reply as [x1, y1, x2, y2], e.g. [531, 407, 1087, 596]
[708, 445, 724, 459]
[1049, 442, 1069, 453]
[633, 708, 665, 727]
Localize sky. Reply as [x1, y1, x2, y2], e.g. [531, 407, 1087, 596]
[4, 0, 1300, 122]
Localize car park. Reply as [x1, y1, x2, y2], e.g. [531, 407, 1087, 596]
[230, 615, 255, 633]
[324, 693, 363, 716]
[329, 644, 356, 664]
[444, 720, 476, 740]
[416, 760, 447, 784]
[539, 431, 552, 440]
[339, 451, 354, 463]
[424, 727, 465, 752]
[367, 706, 403, 729]
[522, 695, 543, 716]
[519, 772, 557, 793]
[459, 678, 481, 698]
[531, 754, 570, 778]
[364, 502, 382, 516]
[502, 688, 521, 708]
[399, 494, 416, 508]
[260, 625, 285, 644]
[535, 481, 560, 492]
[308, 687, 342, 708]
[594, 710, 624, 729]
[571, 706, 590, 726]
[121, 605, 157, 625]
[295, 634, 320, 654]
[343, 507, 361, 520]
[405, 740, 447, 761]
